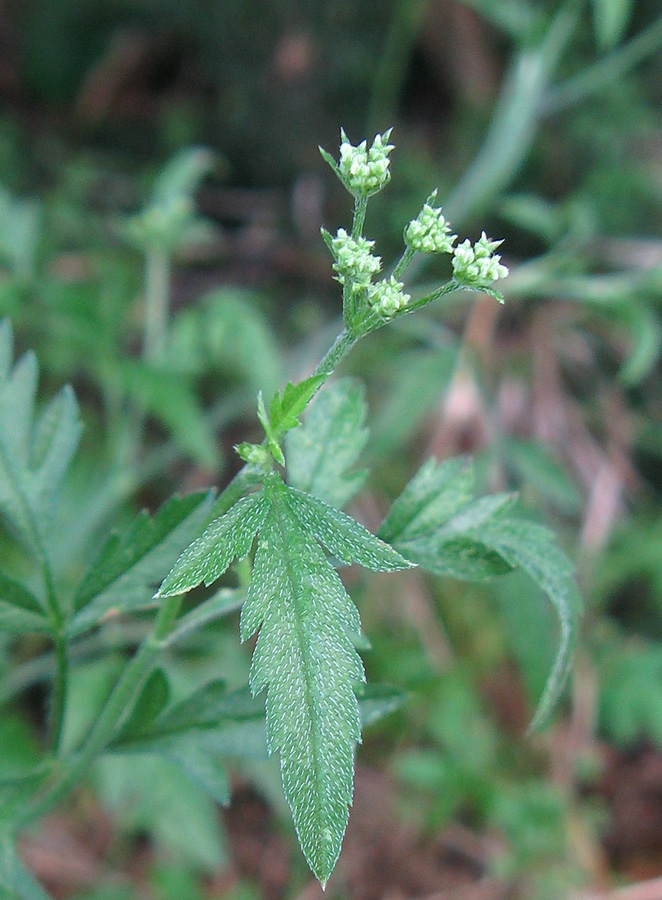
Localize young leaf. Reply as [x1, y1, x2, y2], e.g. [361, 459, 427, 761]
[286, 378, 368, 508]
[69, 492, 214, 637]
[269, 375, 325, 440]
[0, 836, 54, 900]
[234, 475, 407, 884]
[157, 492, 267, 598]
[0, 320, 81, 552]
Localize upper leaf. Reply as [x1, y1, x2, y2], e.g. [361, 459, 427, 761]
[157, 491, 268, 598]
[0, 320, 81, 553]
[69, 492, 214, 636]
[286, 378, 368, 508]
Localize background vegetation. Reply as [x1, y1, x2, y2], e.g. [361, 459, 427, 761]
[1, 0, 662, 898]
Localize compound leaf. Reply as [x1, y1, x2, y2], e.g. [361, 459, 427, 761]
[286, 378, 368, 508]
[239, 473, 365, 886]
[157, 492, 267, 598]
[382, 457, 581, 728]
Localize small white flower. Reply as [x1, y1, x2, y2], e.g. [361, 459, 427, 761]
[337, 129, 394, 197]
[452, 233, 508, 287]
[368, 275, 410, 318]
[405, 203, 457, 254]
[330, 228, 382, 286]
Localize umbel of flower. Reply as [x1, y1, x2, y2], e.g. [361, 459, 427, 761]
[337, 128, 395, 197]
[452, 231, 509, 287]
[404, 198, 457, 254]
[368, 275, 410, 318]
[329, 228, 382, 287]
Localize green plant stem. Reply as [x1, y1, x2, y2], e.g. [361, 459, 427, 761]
[50, 631, 68, 754]
[18, 594, 182, 830]
[35, 542, 69, 756]
[143, 245, 171, 363]
[351, 197, 368, 239]
[312, 327, 357, 377]
[392, 246, 415, 280]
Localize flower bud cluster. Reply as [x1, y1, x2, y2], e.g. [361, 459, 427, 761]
[330, 228, 382, 287]
[452, 232, 509, 287]
[404, 203, 456, 254]
[338, 129, 394, 197]
[368, 275, 410, 318]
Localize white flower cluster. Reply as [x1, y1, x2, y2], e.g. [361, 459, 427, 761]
[404, 203, 456, 254]
[452, 232, 508, 286]
[368, 275, 410, 318]
[330, 228, 382, 287]
[338, 129, 395, 197]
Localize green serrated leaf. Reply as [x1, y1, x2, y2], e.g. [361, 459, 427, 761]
[286, 378, 368, 508]
[285, 486, 413, 573]
[157, 492, 267, 598]
[405, 536, 514, 581]
[239, 473, 365, 885]
[378, 458, 474, 545]
[0, 321, 81, 552]
[269, 376, 325, 441]
[383, 457, 580, 726]
[69, 492, 214, 636]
